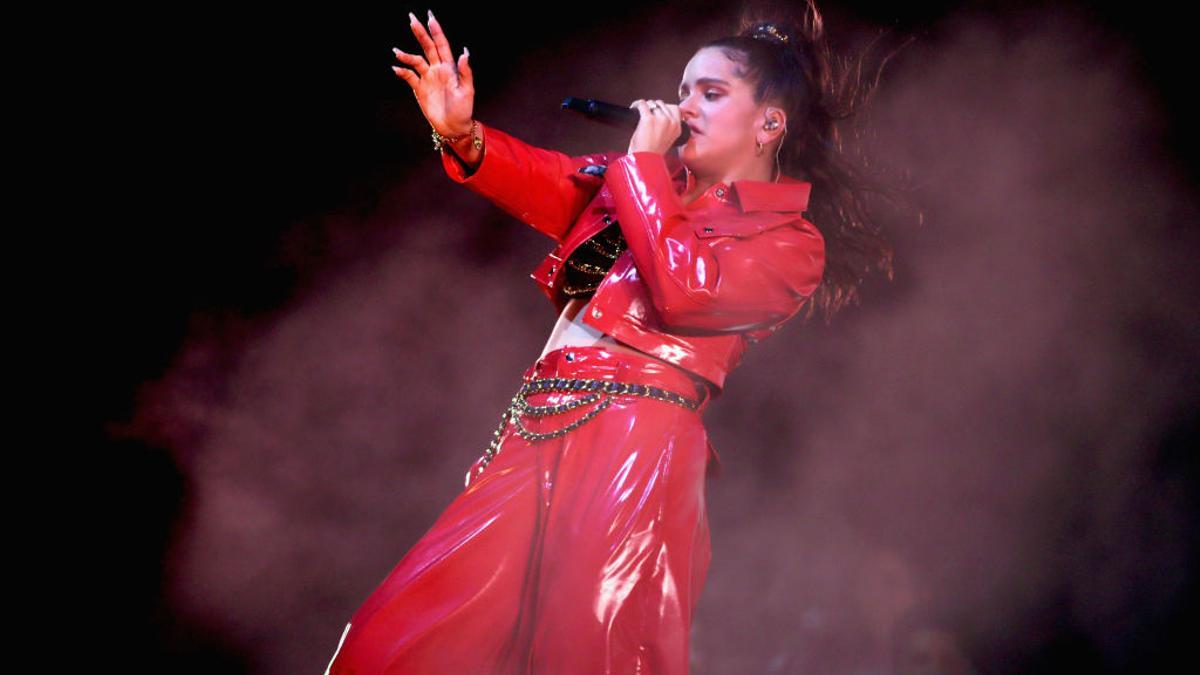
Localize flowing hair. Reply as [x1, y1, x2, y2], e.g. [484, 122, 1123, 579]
[701, 0, 923, 323]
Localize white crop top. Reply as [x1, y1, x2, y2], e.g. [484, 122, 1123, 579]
[538, 295, 608, 360]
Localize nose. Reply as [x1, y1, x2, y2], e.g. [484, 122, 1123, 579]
[678, 93, 699, 118]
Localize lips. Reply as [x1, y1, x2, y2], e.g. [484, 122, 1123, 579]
[686, 123, 702, 135]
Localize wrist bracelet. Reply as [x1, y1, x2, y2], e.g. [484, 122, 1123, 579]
[432, 119, 482, 152]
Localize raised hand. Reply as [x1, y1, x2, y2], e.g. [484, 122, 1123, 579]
[392, 10, 474, 140]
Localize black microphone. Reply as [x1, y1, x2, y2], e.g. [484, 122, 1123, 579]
[562, 96, 691, 146]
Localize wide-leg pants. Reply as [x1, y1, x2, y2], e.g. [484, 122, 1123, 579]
[325, 345, 720, 675]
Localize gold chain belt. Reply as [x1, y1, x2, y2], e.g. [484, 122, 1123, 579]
[464, 376, 703, 487]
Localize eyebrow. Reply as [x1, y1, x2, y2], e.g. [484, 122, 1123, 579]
[678, 77, 732, 93]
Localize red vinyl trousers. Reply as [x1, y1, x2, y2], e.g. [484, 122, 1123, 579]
[325, 345, 718, 675]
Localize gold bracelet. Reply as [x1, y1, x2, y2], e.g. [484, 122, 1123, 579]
[432, 119, 482, 152]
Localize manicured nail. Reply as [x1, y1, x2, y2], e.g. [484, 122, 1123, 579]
[408, 12, 416, 23]
[427, 9, 434, 22]
[464, 46, 469, 57]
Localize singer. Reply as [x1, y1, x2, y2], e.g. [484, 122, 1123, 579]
[327, 1, 904, 673]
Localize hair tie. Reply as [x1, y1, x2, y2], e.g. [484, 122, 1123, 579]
[749, 23, 790, 46]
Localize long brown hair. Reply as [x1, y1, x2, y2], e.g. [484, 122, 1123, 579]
[701, 0, 922, 323]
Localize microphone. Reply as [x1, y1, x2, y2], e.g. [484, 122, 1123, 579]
[562, 96, 691, 146]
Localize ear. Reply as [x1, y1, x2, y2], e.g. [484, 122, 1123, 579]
[765, 107, 787, 133]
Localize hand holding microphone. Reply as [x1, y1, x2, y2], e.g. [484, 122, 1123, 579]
[561, 97, 691, 151]
[627, 99, 687, 155]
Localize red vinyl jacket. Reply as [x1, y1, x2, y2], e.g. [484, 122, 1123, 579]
[440, 120, 825, 398]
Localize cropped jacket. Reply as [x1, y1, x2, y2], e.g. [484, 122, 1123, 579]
[439, 120, 825, 399]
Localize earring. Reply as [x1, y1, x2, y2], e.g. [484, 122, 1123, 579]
[760, 116, 786, 179]
[758, 119, 779, 156]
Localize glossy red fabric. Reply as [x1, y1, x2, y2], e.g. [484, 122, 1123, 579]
[326, 345, 718, 675]
[439, 121, 824, 393]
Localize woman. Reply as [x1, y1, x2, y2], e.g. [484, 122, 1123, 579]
[327, 2, 905, 673]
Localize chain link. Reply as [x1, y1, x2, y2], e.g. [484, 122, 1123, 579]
[464, 376, 702, 488]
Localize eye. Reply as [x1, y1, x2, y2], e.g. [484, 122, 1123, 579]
[679, 90, 722, 102]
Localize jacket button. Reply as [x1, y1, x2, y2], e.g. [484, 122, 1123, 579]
[703, 226, 714, 233]
[550, 265, 556, 274]
[603, 215, 613, 224]
[565, 352, 575, 361]
[592, 307, 602, 318]
[715, 187, 726, 198]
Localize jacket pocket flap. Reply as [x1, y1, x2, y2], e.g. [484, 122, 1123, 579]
[694, 213, 799, 238]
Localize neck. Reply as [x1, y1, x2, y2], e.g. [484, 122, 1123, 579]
[682, 176, 715, 205]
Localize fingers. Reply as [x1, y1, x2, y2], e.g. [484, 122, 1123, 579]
[425, 11, 456, 68]
[408, 11, 441, 66]
[631, 99, 652, 118]
[395, 11, 469, 96]
[391, 60, 418, 89]
[649, 99, 677, 117]
[457, 46, 473, 88]
[653, 100, 681, 132]
[393, 47, 427, 78]
[660, 101, 681, 125]
[629, 99, 677, 122]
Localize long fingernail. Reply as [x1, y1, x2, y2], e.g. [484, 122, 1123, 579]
[408, 11, 417, 23]
[427, 9, 434, 21]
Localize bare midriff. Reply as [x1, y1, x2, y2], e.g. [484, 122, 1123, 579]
[539, 296, 658, 362]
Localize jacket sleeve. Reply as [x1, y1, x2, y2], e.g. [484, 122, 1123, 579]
[603, 151, 825, 333]
[439, 120, 613, 244]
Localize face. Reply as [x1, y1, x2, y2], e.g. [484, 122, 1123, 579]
[677, 46, 779, 177]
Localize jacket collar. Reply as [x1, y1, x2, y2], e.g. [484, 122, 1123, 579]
[663, 150, 811, 214]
